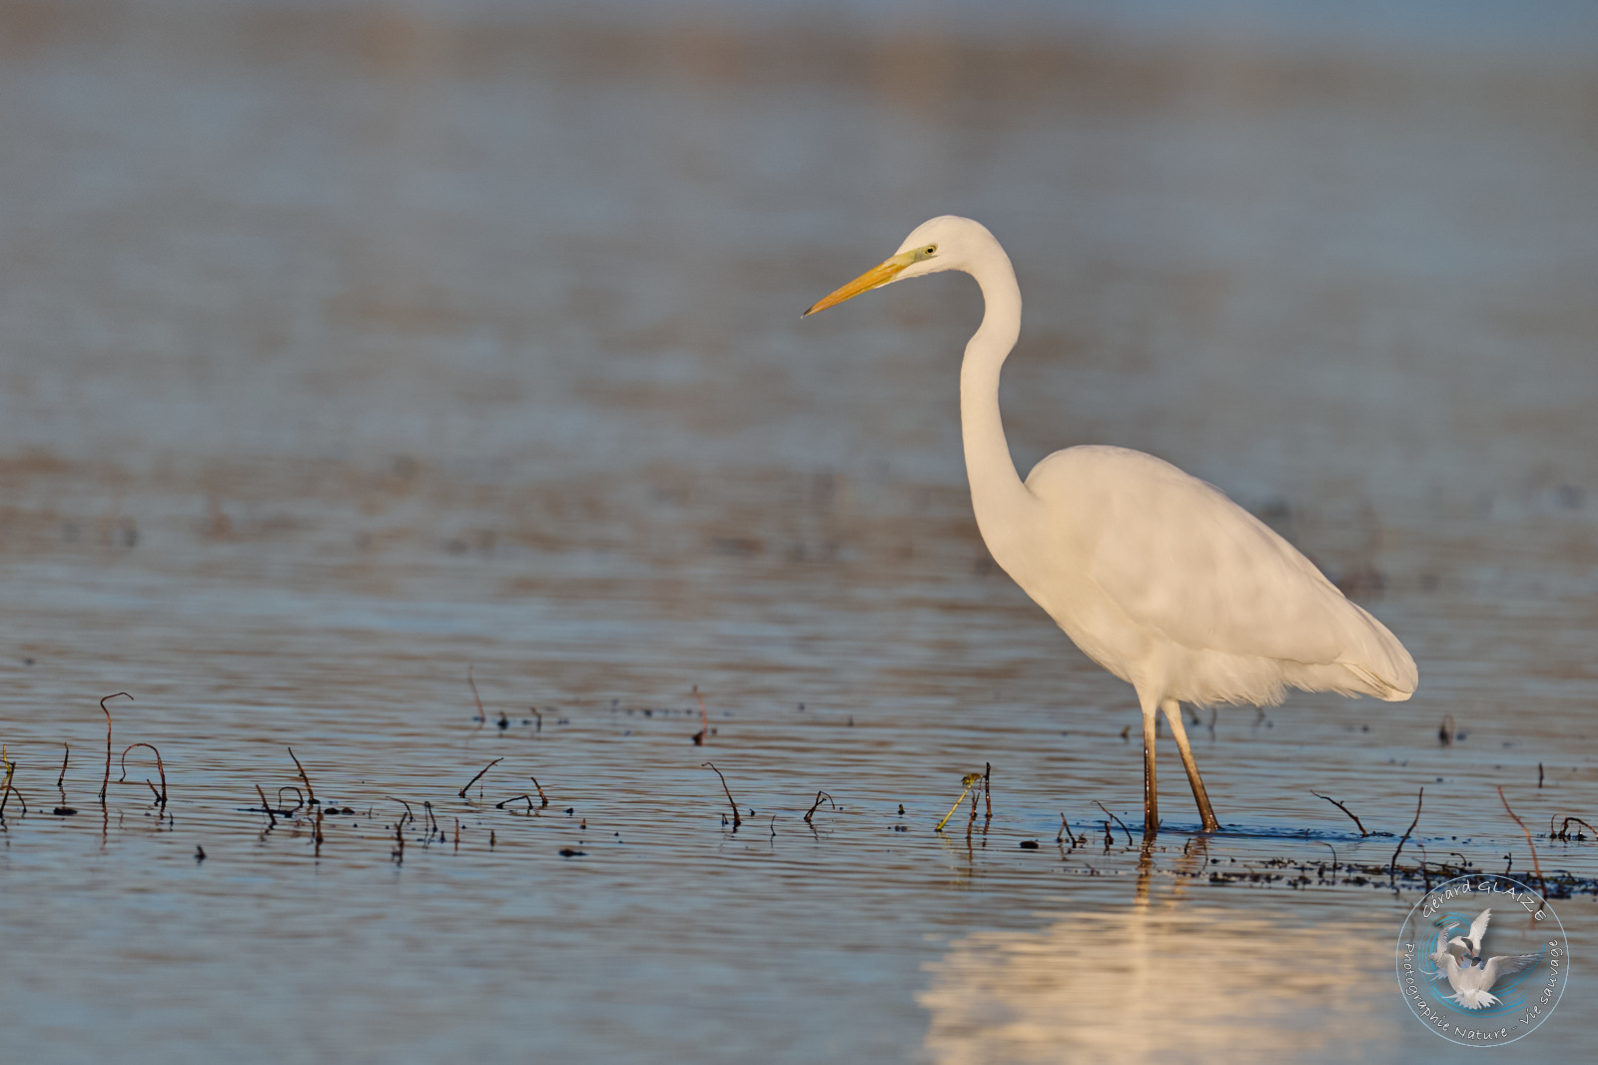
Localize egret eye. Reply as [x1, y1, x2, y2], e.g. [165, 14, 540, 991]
[924, 245, 937, 255]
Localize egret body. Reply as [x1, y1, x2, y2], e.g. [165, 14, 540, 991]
[804, 216, 1416, 835]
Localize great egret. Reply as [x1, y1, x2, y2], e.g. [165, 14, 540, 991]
[804, 216, 1416, 836]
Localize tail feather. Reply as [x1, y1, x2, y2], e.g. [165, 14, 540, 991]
[1336, 602, 1417, 701]
[1278, 600, 1416, 702]
[1344, 663, 1413, 702]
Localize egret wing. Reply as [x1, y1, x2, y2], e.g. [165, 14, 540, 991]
[1034, 447, 1350, 664]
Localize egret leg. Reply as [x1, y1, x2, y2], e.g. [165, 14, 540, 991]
[1161, 699, 1220, 832]
[1141, 701, 1159, 838]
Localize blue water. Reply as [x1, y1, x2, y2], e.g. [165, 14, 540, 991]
[1, 3, 1595, 1062]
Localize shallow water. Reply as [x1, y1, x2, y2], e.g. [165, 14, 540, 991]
[1, 3, 1596, 1062]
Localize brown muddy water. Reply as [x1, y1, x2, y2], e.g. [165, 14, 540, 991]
[2, 3, 1596, 1063]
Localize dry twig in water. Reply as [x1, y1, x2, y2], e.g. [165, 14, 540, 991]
[57, 743, 70, 789]
[804, 790, 836, 824]
[1057, 812, 1077, 850]
[255, 783, 277, 826]
[1311, 791, 1370, 836]
[286, 747, 317, 806]
[692, 685, 709, 746]
[1389, 787, 1424, 878]
[459, 757, 504, 799]
[1093, 801, 1134, 846]
[495, 794, 537, 814]
[468, 664, 485, 730]
[98, 692, 132, 802]
[388, 796, 415, 827]
[1555, 816, 1597, 841]
[0, 747, 18, 817]
[118, 742, 167, 806]
[703, 761, 741, 829]
[983, 762, 992, 821]
[934, 773, 981, 832]
[1497, 785, 1546, 903]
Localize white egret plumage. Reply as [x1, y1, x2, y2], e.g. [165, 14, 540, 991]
[804, 216, 1417, 835]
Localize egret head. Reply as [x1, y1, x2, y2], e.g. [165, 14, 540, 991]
[803, 215, 993, 317]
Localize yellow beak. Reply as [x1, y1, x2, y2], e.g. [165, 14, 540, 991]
[803, 251, 915, 317]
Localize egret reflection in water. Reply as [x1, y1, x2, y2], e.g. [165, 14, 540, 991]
[920, 856, 1401, 1064]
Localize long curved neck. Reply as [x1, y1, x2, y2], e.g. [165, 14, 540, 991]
[959, 237, 1032, 554]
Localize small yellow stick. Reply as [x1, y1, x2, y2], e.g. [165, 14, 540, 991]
[0, 745, 15, 817]
[935, 773, 983, 832]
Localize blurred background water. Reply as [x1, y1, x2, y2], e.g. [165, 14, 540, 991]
[1, 2, 1595, 1062]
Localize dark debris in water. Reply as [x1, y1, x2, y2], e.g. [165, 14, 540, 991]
[1188, 856, 1598, 900]
[6, 689, 1596, 906]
